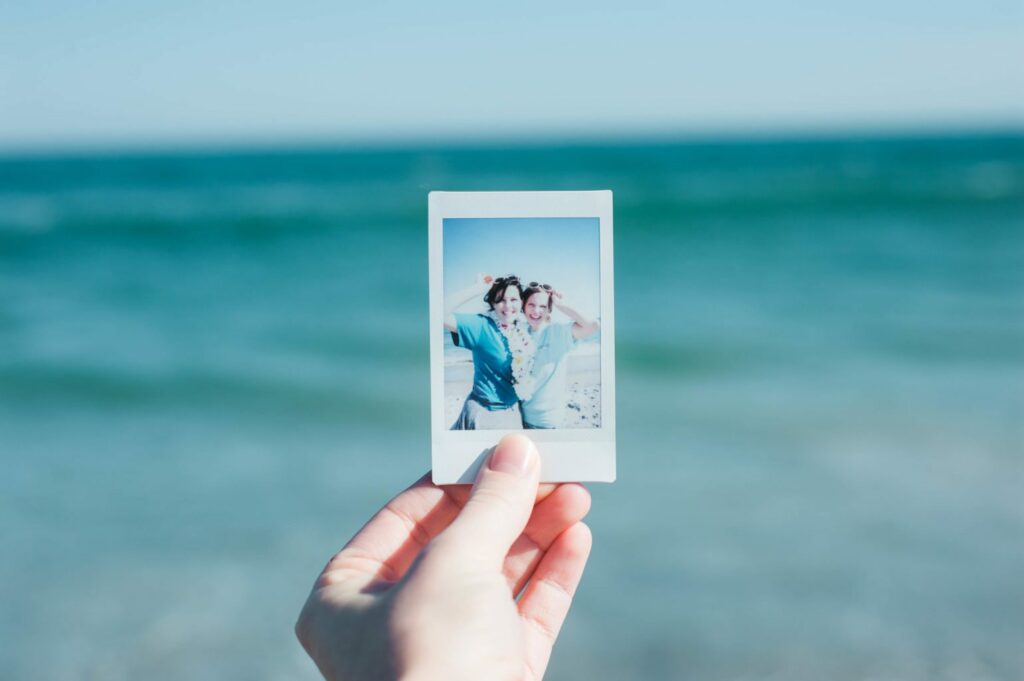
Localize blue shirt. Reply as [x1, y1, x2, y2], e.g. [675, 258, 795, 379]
[453, 313, 518, 410]
[521, 323, 577, 428]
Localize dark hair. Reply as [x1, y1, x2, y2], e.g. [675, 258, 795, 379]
[522, 286, 553, 311]
[484, 275, 523, 310]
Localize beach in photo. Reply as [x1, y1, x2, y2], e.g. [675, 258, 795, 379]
[440, 215, 604, 431]
[444, 341, 601, 429]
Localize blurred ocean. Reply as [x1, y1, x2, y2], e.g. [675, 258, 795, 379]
[1, 133, 1023, 680]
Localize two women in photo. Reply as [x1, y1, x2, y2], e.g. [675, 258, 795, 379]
[444, 273, 599, 430]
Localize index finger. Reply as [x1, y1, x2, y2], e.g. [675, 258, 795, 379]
[319, 474, 558, 589]
[320, 474, 459, 588]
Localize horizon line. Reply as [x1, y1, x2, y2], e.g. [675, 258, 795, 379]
[2, 120, 1022, 160]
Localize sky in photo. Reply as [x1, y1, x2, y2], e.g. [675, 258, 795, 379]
[2, 0, 1022, 150]
[443, 217, 601, 321]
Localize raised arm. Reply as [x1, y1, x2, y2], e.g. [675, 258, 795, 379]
[444, 273, 492, 333]
[552, 292, 601, 340]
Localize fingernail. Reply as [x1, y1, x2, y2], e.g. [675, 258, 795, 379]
[488, 435, 537, 476]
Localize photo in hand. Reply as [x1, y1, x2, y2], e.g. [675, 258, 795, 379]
[429, 191, 616, 483]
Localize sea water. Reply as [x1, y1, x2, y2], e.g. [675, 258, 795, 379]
[1, 134, 1022, 680]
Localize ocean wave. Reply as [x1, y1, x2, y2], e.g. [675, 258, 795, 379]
[0, 363, 424, 424]
[2, 136, 1021, 237]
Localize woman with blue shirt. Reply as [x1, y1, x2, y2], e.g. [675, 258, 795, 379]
[444, 274, 536, 430]
[520, 283, 601, 429]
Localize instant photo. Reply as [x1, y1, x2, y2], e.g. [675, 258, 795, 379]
[428, 191, 616, 484]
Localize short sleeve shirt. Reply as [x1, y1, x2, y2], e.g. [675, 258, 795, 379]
[453, 313, 519, 410]
[521, 323, 577, 428]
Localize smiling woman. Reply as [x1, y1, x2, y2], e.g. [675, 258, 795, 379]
[444, 273, 529, 430]
[520, 284, 601, 429]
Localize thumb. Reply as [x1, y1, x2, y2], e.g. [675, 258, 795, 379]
[435, 434, 540, 569]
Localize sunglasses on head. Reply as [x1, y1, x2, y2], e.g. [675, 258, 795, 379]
[528, 282, 552, 291]
[494, 275, 520, 285]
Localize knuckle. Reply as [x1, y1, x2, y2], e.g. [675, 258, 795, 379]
[294, 604, 314, 649]
[523, 607, 560, 643]
[468, 484, 521, 516]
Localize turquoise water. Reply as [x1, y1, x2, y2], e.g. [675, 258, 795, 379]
[1, 134, 1023, 680]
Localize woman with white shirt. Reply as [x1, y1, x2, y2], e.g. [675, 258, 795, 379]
[519, 282, 600, 429]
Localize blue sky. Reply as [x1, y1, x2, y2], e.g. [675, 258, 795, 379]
[444, 218, 601, 320]
[2, 0, 1022, 150]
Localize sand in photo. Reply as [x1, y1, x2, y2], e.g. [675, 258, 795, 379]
[444, 347, 601, 429]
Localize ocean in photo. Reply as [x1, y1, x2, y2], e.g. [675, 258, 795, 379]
[1, 133, 1022, 680]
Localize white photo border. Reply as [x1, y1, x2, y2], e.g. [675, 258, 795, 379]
[429, 191, 617, 484]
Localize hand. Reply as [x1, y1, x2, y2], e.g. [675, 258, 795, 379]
[296, 435, 593, 681]
[476, 272, 494, 291]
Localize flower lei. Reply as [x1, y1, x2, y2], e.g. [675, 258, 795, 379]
[488, 311, 536, 401]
